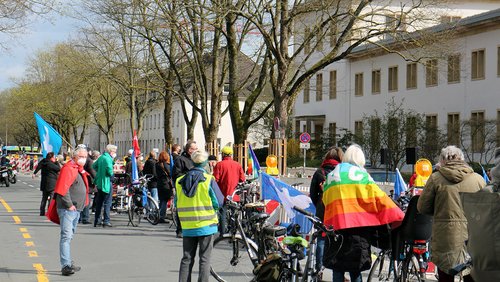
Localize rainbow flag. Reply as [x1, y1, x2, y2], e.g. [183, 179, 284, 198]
[247, 143, 260, 179]
[323, 163, 404, 230]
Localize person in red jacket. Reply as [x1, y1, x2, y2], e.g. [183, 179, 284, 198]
[53, 145, 90, 276]
[213, 146, 245, 234]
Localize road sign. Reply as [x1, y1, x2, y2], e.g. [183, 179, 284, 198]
[299, 143, 310, 149]
[299, 132, 311, 143]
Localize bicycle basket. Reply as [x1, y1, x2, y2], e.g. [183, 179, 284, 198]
[252, 253, 282, 282]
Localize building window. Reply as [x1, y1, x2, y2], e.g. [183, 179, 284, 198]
[329, 20, 337, 47]
[497, 46, 500, 76]
[329, 70, 337, 99]
[354, 121, 363, 143]
[355, 73, 364, 97]
[406, 63, 417, 89]
[316, 26, 323, 52]
[426, 59, 438, 87]
[405, 116, 418, 147]
[329, 122, 337, 146]
[471, 111, 485, 153]
[372, 69, 381, 94]
[316, 73, 323, 101]
[447, 113, 460, 146]
[448, 54, 461, 83]
[471, 49, 485, 80]
[304, 27, 311, 54]
[388, 66, 398, 92]
[425, 115, 438, 153]
[303, 78, 310, 103]
[497, 110, 500, 146]
[440, 15, 461, 24]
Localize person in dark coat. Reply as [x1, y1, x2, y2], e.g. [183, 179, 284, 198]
[172, 140, 198, 238]
[309, 147, 343, 276]
[156, 151, 173, 223]
[33, 152, 61, 216]
[79, 150, 97, 224]
[142, 151, 159, 202]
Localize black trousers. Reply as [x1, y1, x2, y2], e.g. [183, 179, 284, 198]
[40, 190, 54, 216]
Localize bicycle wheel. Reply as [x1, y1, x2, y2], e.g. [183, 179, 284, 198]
[401, 255, 422, 282]
[210, 235, 257, 282]
[367, 250, 395, 282]
[128, 195, 142, 227]
[145, 196, 160, 225]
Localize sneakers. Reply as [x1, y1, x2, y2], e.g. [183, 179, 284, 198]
[176, 232, 183, 238]
[61, 264, 81, 276]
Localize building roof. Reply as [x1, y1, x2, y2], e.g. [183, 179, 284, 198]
[348, 8, 500, 59]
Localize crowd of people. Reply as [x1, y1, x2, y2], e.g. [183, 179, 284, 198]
[31, 140, 500, 281]
[34, 140, 245, 280]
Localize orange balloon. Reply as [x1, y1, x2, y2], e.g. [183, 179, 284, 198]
[415, 158, 432, 178]
[266, 155, 278, 168]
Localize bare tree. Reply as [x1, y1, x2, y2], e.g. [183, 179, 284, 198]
[460, 119, 497, 165]
[236, 0, 452, 138]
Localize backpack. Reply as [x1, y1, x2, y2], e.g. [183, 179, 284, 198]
[252, 253, 282, 282]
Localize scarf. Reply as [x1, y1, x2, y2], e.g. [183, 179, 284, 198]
[321, 159, 339, 169]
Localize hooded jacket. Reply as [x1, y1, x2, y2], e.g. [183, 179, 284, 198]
[175, 167, 224, 237]
[417, 160, 485, 274]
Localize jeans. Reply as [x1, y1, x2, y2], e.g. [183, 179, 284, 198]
[316, 237, 325, 272]
[58, 209, 80, 267]
[94, 189, 112, 225]
[159, 199, 167, 220]
[179, 235, 214, 282]
[40, 191, 54, 216]
[332, 271, 362, 282]
[149, 187, 159, 202]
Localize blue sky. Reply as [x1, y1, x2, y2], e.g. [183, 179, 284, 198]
[0, 10, 78, 91]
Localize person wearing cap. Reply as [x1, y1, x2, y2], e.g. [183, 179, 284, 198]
[213, 146, 245, 234]
[175, 150, 224, 282]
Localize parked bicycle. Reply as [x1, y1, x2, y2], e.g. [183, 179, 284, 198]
[210, 194, 286, 282]
[367, 195, 433, 282]
[127, 174, 160, 227]
[165, 188, 178, 229]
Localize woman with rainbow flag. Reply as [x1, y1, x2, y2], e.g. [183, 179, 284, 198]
[322, 144, 405, 282]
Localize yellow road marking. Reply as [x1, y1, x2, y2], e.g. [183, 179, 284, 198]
[33, 264, 49, 282]
[12, 216, 21, 223]
[0, 197, 13, 212]
[26, 241, 35, 247]
[28, 251, 38, 257]
[19, 227, 28, 232]
[23, 233, 32, 239]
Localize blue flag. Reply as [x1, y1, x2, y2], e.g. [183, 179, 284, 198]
[34, 112, 63, 158]
[393, 168, 407, 200]
[481, 165, 490, 183]
[261, 172, 315, 233]
[131, 151, 139, 183]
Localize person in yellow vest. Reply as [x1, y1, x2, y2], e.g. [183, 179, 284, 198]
[175, 150, 224, 282]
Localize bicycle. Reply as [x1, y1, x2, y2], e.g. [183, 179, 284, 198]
[367, 195, 432, 282]
[277, 206, 340, 282]
[127, 175, 160, 227]
[165, 188, 178, 229]
[210, 195, 286, 282]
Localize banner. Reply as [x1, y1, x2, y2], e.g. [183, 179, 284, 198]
[247, 143, 260, 179]
[34, 112, 63, 158]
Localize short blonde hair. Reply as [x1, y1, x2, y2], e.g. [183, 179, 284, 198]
[106, 144, 117, 153]
[342, 144, 366, 168]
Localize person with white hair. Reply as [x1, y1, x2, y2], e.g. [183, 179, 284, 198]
[53, 145, 89, 276]
[322, 144, 404, 282]
[175, 150, 224, 282]
[92, 144, 118, 228]
[418, 145, 485, 282]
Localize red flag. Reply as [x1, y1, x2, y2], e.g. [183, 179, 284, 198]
[132, 130, 141, 155]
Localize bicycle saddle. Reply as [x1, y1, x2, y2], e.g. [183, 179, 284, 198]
[249, 212, 269, 222]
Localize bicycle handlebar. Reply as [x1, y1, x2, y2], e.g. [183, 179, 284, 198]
[293, 206, 314, 217]
[293, 206, 337, 237]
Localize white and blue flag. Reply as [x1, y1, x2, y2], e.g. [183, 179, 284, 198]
[34, 112, 63, 158]
[261, 172, 315, 233]
[393, 168, 407, 200]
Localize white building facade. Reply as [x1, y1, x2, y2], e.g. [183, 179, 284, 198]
[293, 4, 500, 163]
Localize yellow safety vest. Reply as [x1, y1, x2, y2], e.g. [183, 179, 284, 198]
[175, 174, 218, 230]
